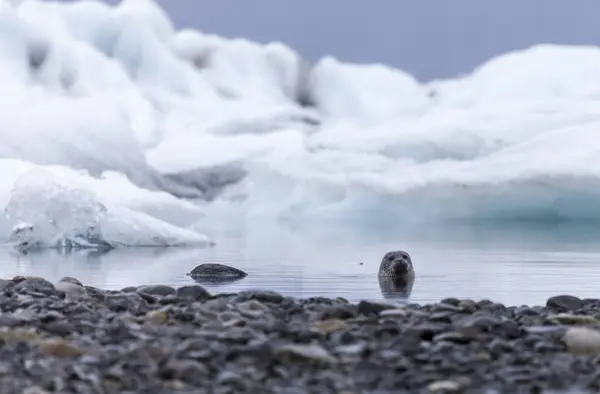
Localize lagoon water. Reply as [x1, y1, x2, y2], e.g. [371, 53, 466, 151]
[4, 221, 600, 307]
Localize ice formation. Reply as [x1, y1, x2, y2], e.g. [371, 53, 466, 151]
[0, 0, 597, 249]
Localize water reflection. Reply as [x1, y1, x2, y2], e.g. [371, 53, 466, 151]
[0, 222, 598, 305]
[378, 275, 414, 301]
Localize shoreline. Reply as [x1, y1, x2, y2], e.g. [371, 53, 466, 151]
[0, 276, 598, 393]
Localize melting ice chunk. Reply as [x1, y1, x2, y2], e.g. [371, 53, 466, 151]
[4, 167, 214, 251]
[5, 169, 109, 250]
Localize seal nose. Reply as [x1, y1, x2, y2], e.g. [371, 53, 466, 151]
[394, 260, 409, 275]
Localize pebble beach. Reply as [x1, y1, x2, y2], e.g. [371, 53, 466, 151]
[0, 276, 599, 393]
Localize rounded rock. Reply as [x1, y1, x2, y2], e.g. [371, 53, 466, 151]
[176, 285, 211, 301]
[136, 285, 176, 301]
[233, 290, 284, 304]
[547, 295, 583, 312]
[12, 278, 57, 297]
[187, 263, 247, 281]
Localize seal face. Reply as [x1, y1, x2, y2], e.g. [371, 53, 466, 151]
[378, 250, 415, 300]
[378, 250, 414, 280]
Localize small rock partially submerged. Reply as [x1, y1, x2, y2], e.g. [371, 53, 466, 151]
[187, 263, 247, 284]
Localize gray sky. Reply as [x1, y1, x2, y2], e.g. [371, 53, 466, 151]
[82, 1, 600, 81]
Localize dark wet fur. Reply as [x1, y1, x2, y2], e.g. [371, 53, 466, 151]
[378, 275, 414, 301]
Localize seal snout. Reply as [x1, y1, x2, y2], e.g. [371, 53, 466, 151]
[378, 250, 415, 280]
[392, 259, 410, 275]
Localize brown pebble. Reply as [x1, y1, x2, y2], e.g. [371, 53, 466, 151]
[38, 338, 84, 358]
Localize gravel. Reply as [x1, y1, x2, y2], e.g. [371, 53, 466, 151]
[0, 278, 599, 393]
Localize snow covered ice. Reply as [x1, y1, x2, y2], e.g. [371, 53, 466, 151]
[0, 0, 598, 249]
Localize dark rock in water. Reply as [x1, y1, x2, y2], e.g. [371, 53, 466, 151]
[187, 263, 247, 283]
[547, 295, 582, 311]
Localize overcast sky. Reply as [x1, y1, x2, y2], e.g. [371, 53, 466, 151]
[91, 0, 600, 81]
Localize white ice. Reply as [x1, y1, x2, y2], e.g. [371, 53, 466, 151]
[0, 0, 596, 251]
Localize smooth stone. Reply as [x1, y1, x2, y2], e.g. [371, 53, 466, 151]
[275, 343, 337, 365]
[455, 314, 499, 332]
[233, 290, 284, 304]
[548, 313, 600, 326]
[58, 277, 83, 287]
[547, 295, 583, 311]
[0, 279, 12, 291]
[42, 321, 75, 336]
[357, 301, 397, 315]
[55, 282, 88, 300]
[309, 319, 348, 335]
[440, 297, 461, 306]
[379, 309, 408, 318]
[428, 379, 466, 392]
[432, 303, 463, 313]
[12, 278, 57, 297]
[38, 338, 84, 358]
[187, 263, 247, 279]
[236, 300, 269, 318]
[433, 331, 473, 344]
[146, 310, 169, 325]
[405, 324, 450, 340]
[458, 300, 477, 313]
[176, 285, 211, 301]
[319, 305, 357, 320]
[136, 285, 176, 298]
[563, 327, 600, 355]
[335, 342, 367, 357]
[162, 360, 210, 385]
[525, 326, 567, 335]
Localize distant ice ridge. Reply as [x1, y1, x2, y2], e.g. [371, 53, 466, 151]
[0, 0, 596, 249]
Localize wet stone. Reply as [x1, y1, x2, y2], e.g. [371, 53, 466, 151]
[13, 278, 57, 297]
[188, 263, 247, 280]
[547, 295, 583, 312]
[0, 276, 591, 393]
[233, 290, 284, 304]
[357, 300, 397, 315]
[136, 285, 175, 297]
[318, 305, 357, 320]
[176, 285, 211, 301]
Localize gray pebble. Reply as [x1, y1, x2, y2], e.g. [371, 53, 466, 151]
[176, 285, 211, 301]
[547, 295, 583, 311]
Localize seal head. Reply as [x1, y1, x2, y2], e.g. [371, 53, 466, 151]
[378, 250, 415, 300]
[378, 250, 414, 280]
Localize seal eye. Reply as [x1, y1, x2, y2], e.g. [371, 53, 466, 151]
[387, 255, 395, 262]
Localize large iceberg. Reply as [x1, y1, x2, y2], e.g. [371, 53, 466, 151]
[1, 161, 212, 251]
[0, 0, 596, 252]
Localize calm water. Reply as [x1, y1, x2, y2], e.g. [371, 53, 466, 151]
[3, 221, 600, 306]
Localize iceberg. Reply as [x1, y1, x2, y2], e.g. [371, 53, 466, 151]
[0, 0, 595, 252]
[3, 165, 212, 251]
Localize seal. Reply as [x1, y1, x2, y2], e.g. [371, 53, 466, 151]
[187, 263, 247, 285]
[377, 250, 415, 300]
